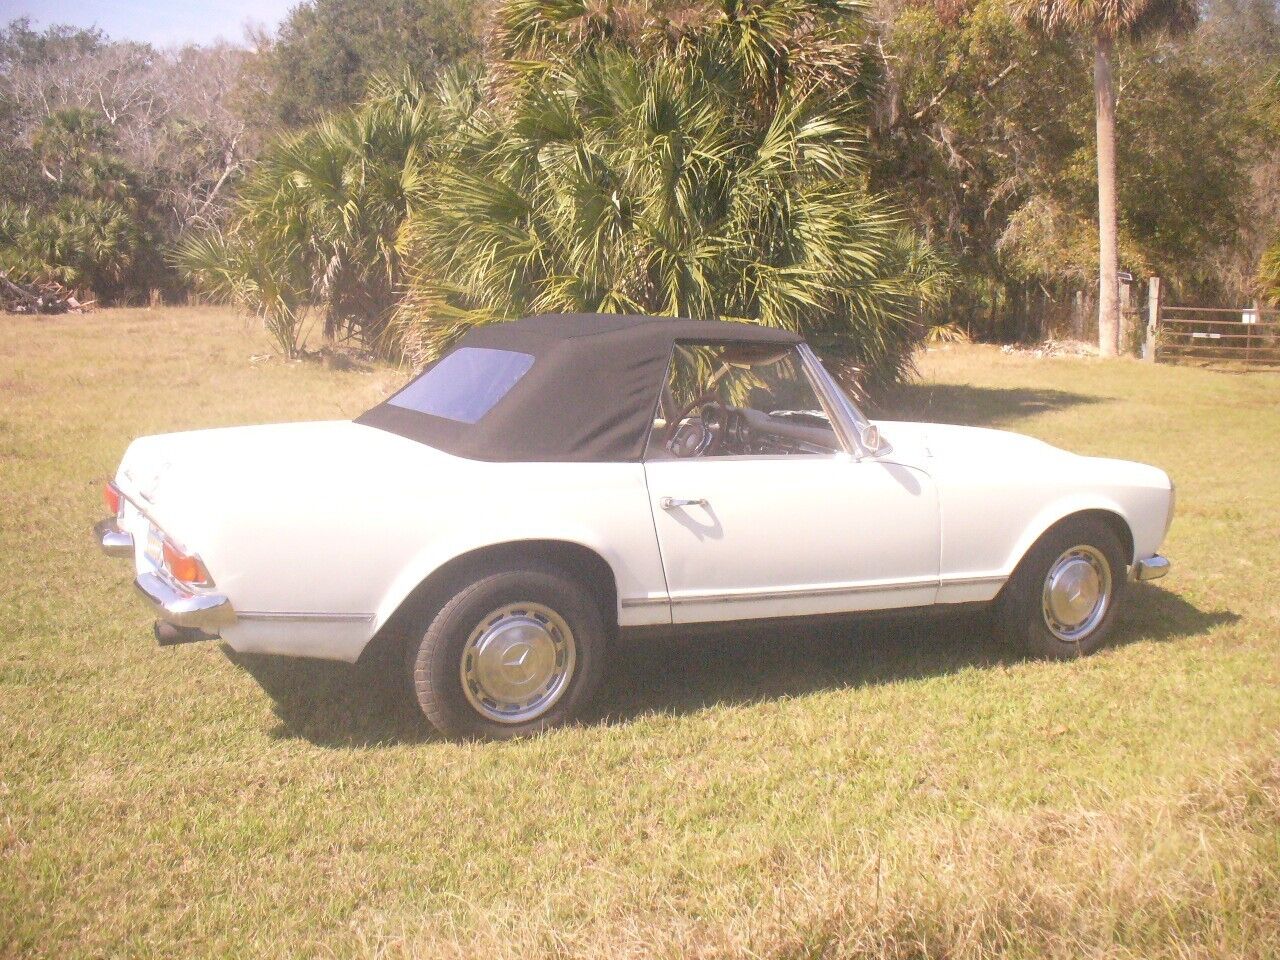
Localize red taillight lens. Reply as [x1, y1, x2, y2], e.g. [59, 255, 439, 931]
[103, 481, 123, 516]
[162, 540, 211, 585]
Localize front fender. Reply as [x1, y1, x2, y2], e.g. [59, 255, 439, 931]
[997, 461, 1172, 576]
[1003, 493, 1137, 573]
[936, 451, 1172, 602]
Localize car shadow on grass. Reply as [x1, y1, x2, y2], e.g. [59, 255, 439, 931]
[223, 584, 1235, 748]
[872, 383, 1104, 428]
[589, 584, 1236, 727]
[224, 647, 435, 747]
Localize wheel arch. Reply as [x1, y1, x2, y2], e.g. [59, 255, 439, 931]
[1010, 506, 1135, 578]
[358, 538, 619, 663]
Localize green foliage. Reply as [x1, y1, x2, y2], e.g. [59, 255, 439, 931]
[1109, 48, 1249, 287]
[875, 0, 1269, 333]
[0, 19, 256, 302]
[0, 198, 144, 294]
[1266, 66, 1280, 130]
[0, 102, 155, 298]
[1011, 0, 1198, 40]
[1259, 69, 1280, 302]
[9, 4, 1277, 338]
[1260, 241, 1280, 304]
[875, 0, 1084, 276]
[175, 232, 313, 358]
[395, 0, 947, 392]
[0, 16, 101, 66]
[176, 74, 449, 354]
[187, 0, 948, 389]
[31, 109, 138, 203]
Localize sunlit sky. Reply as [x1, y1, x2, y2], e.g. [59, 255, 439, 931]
[2, 0, 297, 46]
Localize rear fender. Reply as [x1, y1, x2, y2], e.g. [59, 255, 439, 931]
[371, 525, 624, 637]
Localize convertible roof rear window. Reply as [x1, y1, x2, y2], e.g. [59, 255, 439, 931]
[387, 347, 535, 424]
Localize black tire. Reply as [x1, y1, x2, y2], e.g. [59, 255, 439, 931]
[407, 566, 606, 740]
[995, 516, 1128, 659]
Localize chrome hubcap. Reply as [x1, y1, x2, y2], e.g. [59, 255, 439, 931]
[460, 602, 576, 724]
[1041, 545, 1112, 642]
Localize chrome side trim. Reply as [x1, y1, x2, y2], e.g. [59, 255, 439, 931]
[135, 571, 236, 630]
[668, 578, 939, 607]
[1132, 555, 1170, 581]
[95, 518, 134, 558]
[622, 574, 1008, 610]
[235, 611, 375, 623]
[938, 574, 1009, 588]
[620, 596, 672, 610]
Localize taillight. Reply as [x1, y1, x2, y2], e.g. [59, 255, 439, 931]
[103, 481, 123, 516]
[162, 540, 212, 586]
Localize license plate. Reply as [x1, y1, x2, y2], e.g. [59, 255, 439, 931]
[145, 525, 165, 567]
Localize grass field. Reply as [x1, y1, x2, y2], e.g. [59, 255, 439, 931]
[2, 307, 1278, 959]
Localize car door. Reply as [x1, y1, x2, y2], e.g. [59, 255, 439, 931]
[645, 455, 938, 623]
[641, 342, 940, 625]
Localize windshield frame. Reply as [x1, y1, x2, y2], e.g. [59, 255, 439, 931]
[796, 343, 881, 459]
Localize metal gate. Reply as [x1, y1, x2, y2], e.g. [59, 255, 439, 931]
[1144, 278, 1280, 367]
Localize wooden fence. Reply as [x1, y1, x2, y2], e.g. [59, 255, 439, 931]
[1144, 277, 1280, 368]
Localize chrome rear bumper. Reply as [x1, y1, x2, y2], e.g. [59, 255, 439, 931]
[96, 515, 236, 632]
[1132, 555, 1171, 581]
[135, 571, 237, 630]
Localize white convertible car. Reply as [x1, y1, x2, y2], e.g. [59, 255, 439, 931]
[96, 314, 1173, 738]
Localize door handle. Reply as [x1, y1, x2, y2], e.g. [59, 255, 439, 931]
[660, 497, 708, 510]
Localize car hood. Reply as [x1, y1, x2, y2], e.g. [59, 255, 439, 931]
[876, 418, 1170, 489]
[876, 419, 1071, 465]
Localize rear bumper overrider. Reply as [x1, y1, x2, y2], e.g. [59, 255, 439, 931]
[96, 516, 236, 633]
[94, 518, 134, 557]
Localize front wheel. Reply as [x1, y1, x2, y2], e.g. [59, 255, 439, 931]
[996, 517, 1127, 659]
[408, 567, 606, 740]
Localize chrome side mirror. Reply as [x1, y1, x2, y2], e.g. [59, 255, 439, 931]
[859, 423, 881, 454]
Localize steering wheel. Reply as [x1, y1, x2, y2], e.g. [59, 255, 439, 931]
[666, 397, 729, 458]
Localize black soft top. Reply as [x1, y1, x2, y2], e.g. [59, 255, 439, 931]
[356, 313, 803, 463]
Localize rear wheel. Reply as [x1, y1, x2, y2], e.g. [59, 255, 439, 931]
[408, 567, 606, 740]
[996, 516, 1127, 659]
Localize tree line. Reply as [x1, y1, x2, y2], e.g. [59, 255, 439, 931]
[0, 21, 256, 301]
[2, 0, 1277, 375]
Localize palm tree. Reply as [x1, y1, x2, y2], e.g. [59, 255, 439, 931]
[1012, 0, 1197, 356]
[0, 196, 145, 300]
[176, 73, 449, 350]
[396, 0, 948, 393]
[175, 230, 313, 358]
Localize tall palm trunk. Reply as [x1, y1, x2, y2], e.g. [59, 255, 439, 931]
[1093, 32, 1119, 356]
